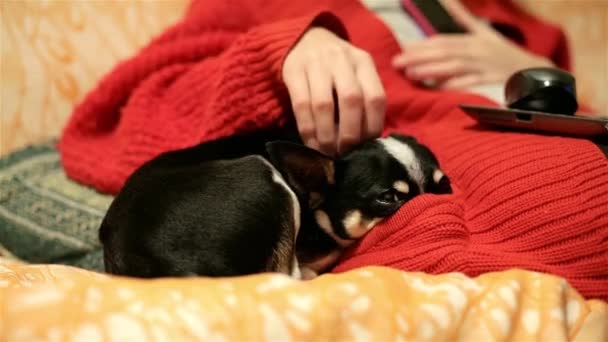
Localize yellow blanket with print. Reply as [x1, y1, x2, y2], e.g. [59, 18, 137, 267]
[1, 258, 606, 341]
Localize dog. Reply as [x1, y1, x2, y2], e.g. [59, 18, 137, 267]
[99, 131, 452, 279]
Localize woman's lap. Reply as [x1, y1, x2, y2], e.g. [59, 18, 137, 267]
[335, 114, 608, 301]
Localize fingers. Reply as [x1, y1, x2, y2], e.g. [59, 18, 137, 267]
[289, 49, 385, 156]
[331, 52, 363, 154]
[438, 73, 483, 89]
[306, 59, 336, 155]
[283, 64, 318, 150]
[387, 2, 549, 92]
[353, 51, 386, 143]
[392, 49, 447, 69]
[439, 71, 505, 89]
[282, 28, 386, 155]
[391, 35, 485, 84]
[392, 36, 471, 69]
[405, 59, 471, 81]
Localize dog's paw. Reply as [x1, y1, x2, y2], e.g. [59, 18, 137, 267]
[300, 267, 318, 280]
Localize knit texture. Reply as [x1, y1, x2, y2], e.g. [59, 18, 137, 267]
[58, 0, 608, 301]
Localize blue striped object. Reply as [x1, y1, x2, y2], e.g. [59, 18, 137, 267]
[0, 141, 112, 272]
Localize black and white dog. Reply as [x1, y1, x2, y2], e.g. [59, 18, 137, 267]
[99, 131, 452, 279]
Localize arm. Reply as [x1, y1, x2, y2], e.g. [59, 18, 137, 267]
[58, 2, 348, 194]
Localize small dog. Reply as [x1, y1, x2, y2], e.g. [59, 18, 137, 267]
[99, 131, 451, 279]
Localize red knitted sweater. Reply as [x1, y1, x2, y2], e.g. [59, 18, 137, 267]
[58, 0, 608, 300]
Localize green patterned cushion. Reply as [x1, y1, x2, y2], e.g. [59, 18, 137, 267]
[0, 141, 113, 272]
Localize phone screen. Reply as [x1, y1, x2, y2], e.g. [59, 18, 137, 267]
[403, 0, 466, 34]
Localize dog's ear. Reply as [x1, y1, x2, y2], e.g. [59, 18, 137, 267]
[426, 169, 453, 195]
[266, 141, 335, 196]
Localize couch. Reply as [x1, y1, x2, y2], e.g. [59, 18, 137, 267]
[1, 2, 607, 341]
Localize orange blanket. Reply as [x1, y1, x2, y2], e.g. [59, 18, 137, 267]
[1, 258, 606, 341]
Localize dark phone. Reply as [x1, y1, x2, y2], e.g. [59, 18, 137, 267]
[460, 105, 608, 138]
[401, 0, 466, 35]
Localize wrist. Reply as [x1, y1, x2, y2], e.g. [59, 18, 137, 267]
[536, 56, 555, 68]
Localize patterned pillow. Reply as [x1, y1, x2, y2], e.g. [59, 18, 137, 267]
[0, 141, 113, 272]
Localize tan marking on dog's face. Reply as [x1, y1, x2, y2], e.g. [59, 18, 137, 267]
[314, 210, 333, 233]
[393, 180, 410, 194]
[315, 210, 352, 247]
[366, 217, 383, 230]
[433, 169, 444, 184]
[343, 210, 362, 236]
[343, 211, 384, 239]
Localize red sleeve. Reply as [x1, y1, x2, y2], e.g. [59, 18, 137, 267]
[58, 4, 348, 194]
[463, 0, 571, 71]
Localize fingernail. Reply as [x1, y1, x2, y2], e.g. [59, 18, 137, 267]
[306, 138, 320, 150]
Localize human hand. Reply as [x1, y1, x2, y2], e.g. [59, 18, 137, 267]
[392, 0, 554, 90]
[282, 27, 386, 156]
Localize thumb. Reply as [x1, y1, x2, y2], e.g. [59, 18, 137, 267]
[439, 0, 486, 33]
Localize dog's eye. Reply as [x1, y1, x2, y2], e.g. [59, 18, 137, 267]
[377, 190, 399, 204]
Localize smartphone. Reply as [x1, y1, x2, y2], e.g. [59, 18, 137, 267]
[401, 0, 466, 35]
[460, 105, 608, 138]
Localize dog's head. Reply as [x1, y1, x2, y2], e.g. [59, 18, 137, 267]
[266, 133, 452, 244]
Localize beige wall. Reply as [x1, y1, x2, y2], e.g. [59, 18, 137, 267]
[1, 1, 607, 155]
[0, 1, 189, 156]
[515, 0, 608, 114]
